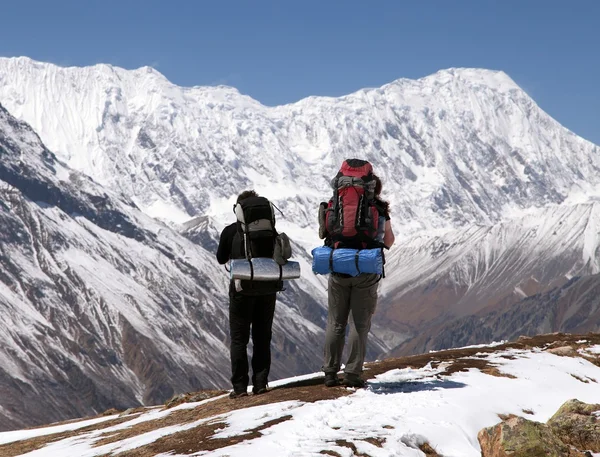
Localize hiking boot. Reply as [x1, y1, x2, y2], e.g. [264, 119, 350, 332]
[229, 390, 249, 399]
[324, 373, 341, 387]
[342, 374, 366, 388]
[252, 386, 268, 395]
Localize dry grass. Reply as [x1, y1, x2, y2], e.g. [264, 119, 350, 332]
[163, 390, 227, 409]
[106, 415, 293, 456]
[0, 416, 135, 457]
[92, 382, 353, 449]
[420, 442, 443, 457]
[571, 374, 591, 383]
[334, 439, 372, 457]
[363, 436, 385, 447]
[364, 332, 600, 382]
[481, 365, 517, 379]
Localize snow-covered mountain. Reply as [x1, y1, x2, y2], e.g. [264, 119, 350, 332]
[1, 333, 600, 457]
[376, 203, 600, 351]
[1, 56, 599, 242]
[0, 103, 340, 430]
[3, 57, 600, 320]
[2, 57, 600, 430]
[394, 272, 600, 357]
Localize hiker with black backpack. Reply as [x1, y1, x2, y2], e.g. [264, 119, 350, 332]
[216, 190, 292, 398]
[316, 159, 395, 388]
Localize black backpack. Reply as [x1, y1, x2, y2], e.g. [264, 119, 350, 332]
[231, 196, 284, 295]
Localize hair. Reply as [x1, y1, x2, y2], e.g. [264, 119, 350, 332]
[236, 190, 258, 203]
[373, 174, 382, 196]
[372, 174, 390, 214]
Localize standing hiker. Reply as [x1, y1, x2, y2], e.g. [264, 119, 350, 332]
[319, 159, 395, 388]
[216, 190, 284, 398]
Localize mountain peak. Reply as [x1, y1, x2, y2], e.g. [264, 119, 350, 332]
[379, 67, 521, 96]
[433, 67, 518, 89]
[0, 56, 171, 87]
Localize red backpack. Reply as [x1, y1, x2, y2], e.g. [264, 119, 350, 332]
[319, 159, 382, 249]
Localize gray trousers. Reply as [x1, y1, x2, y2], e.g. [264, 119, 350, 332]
[323, 273, 379, 376]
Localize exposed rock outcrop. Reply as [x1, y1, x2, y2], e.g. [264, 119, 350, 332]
[548, 399, 600, 452]
[479, 399, 600, 457]
[478, 415, 578, 457]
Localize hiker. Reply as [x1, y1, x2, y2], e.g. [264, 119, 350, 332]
[320, 159, 395, 388]
[216, 190, 284, 398]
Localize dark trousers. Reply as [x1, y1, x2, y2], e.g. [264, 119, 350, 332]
[229, 290, 276, 392]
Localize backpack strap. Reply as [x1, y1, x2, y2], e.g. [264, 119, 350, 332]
[354, 250, 360, 275]
[329, 248, 335, 273]
[234, 204, 251, 260]
[329, 177, 341, 235]
[249, 258, 254, 281]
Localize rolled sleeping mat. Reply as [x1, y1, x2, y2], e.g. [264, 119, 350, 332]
[230, 258, 301, 281]
[311, 246, 383, 276]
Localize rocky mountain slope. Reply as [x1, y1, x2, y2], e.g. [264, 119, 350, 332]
[391, 271, 600, 357]
[0, 103, 337, 430]
[376, 202, 600, 350]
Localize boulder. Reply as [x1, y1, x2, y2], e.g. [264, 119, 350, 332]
[548, 399, 600, 452]
[478, 415, 584, 457]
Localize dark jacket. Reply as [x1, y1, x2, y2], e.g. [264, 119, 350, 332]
[216, 223, 238, 265]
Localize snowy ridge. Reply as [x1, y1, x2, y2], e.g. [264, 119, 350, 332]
[384, 202, 600, 296]
[1, 57, 599, 241]
[1, 335, 599, 456]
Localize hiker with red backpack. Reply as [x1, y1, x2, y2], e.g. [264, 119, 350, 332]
[216, 190, 293, 398]
[315, 159, 395, 388]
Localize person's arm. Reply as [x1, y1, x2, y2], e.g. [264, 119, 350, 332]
[383, 220, 395, 248]
[216, 225, 234, 264]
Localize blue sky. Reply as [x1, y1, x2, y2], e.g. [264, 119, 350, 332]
[1, 0, 599, 143]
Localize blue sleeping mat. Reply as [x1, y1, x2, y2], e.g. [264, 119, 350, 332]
[311, 246, 383, 276]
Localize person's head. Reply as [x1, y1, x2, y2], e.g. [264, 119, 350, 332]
[236, 190, 258, 203]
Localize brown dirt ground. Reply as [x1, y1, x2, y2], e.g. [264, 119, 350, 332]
[2, 332, 599, 457]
